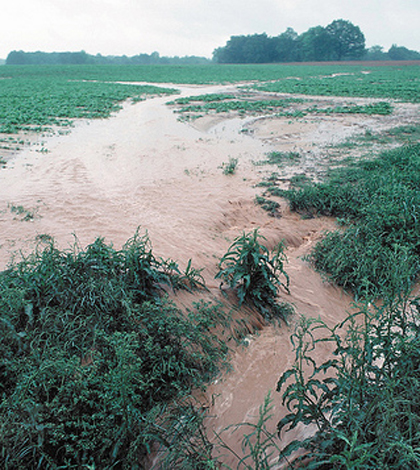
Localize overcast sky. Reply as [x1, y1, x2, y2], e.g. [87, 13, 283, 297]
[1, 0, 419, 59]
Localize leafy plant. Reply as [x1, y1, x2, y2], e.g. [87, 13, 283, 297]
[277, 296, 420, 469]
[0, 71, 175, 135]
[8, 203, 36, 221]
[280, 144, 420, 299]
[216, 230, 292, 322]
[220, 157, 238, 175]
[0, 232, 229, 469]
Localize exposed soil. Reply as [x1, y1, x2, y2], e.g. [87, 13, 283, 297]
[1, 83, 419, 467]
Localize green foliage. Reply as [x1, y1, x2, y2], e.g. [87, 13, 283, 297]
[254, 66, 420, 103]
[216, 230, 292, 322]
[174, 98, 303, 116]
[220, 157, 239, 175]
[8, 204, 36, 221]
[281, 144, 420, 298]
[277, 297, 420, 469]
[6, 50, 211, 66]
[0, 71, 175, 133]
[308, 101, 393, 115]
[0, 232, 228, 469]
[170, 93, 394, 123]
[325, 19, 366, 60]
[255, 196, 281, 217]
[213, 19, 366, 63]
[0, 64, 418, 142]
[388, 45, 420, 61]
[260, 151, 301, 167]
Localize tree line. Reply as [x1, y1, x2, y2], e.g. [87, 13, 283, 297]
[5, 18, 420, 66]
[5, 50, 211, 66]
[213, 19, 420, 63]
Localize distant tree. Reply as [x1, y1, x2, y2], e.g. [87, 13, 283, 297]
[364, 45, 389, 61]
[325, 19, 366, 60]
[213, 36, 245, 63]
[388, 44, 420, 60]
[272, 27, 299, 62]
[5, 50, 210, 66]
[213, 34, 275, 63]
[243, 34, 276, 63]
[6, 50, 28, 65]
[210, 20, 417, 64]
[297, 26, 337, 61]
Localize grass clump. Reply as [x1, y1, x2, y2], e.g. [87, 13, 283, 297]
[0, 231, 228, 469]
[277, 296, 420, 469]
[280, 144, 420, 299]
[216, 229, 292, 323]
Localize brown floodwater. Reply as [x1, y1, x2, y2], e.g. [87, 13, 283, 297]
[1, 83, 418, 467]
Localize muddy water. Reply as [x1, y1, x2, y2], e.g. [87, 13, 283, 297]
[0, 84, 400, 466]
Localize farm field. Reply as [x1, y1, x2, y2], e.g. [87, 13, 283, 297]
[1, 63, 420, 468]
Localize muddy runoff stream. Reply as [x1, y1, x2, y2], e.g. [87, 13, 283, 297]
[2, 82, 415, 467]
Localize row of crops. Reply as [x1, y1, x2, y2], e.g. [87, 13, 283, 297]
[0, 63, 418, 135]
[0, 77, 175, 134]
[168, 93, 393, 119]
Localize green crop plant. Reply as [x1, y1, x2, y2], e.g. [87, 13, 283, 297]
[0, 70, 176, 134]
[0, 231, 229, 469]
[254, 66, 420, 103]
[175, 99, 304, 116]
[277, 296, 420, 469]
[280, 144, 420, 299]
[8, 203, 36, 221]
[1, 64, 418, 140]
[307, 101, 393, 115]
[216, 229, 292, 322]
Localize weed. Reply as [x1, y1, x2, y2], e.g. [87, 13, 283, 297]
[216, 229, 292, 322]
[289, 173, 313, 188]
[277, 296, 420, 469]
[216, 392, 289, 469]
[259, 151, 301, 167]
[220, 157, 238, 175]
[0, 231, 229, 469]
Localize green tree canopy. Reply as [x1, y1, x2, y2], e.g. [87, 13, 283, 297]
[213, 19, 371, 63]
[325, 19, 366, 60]
[388, 45, 420, 60]
[298, 26, 336, 61]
